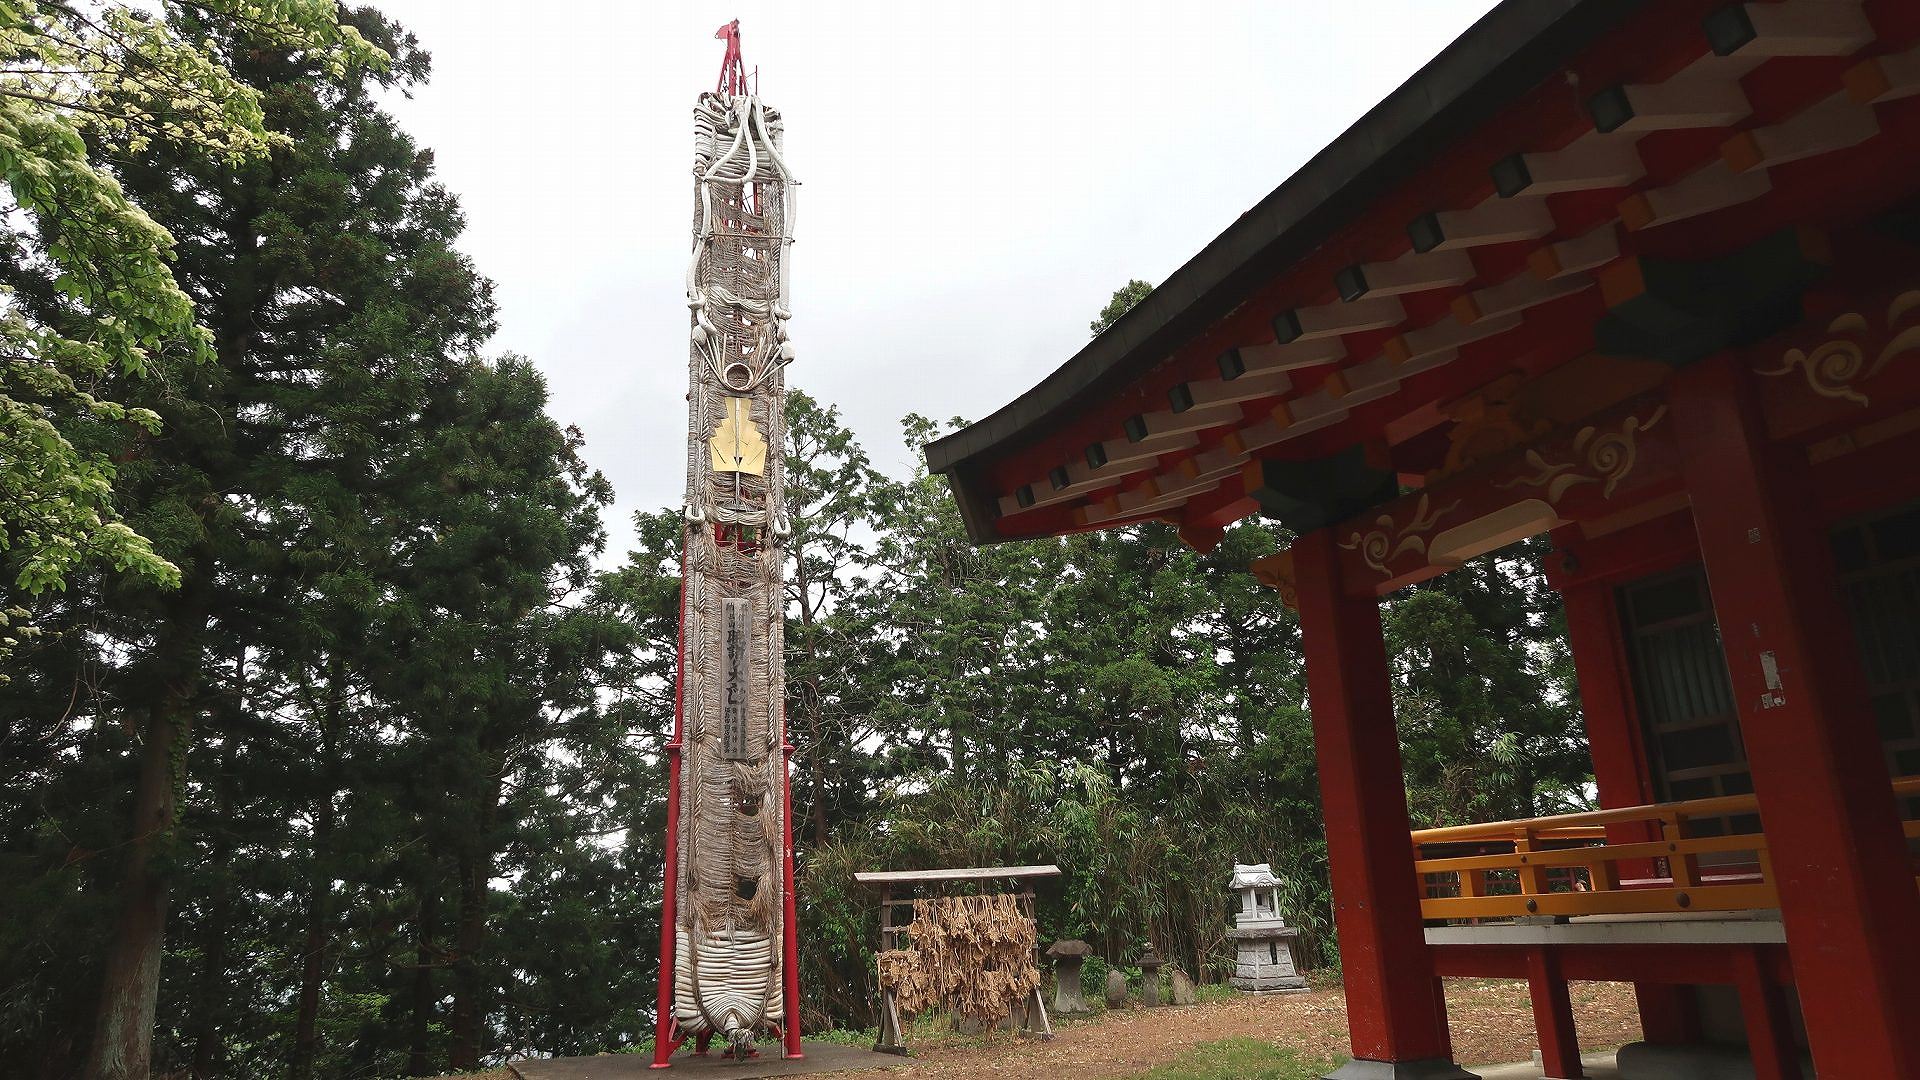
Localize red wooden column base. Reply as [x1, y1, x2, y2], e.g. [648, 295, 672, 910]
[1672, 353, 1920, 1078]
[1294, 530, 1474, 1080]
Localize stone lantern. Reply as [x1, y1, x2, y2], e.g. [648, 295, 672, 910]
[1228, 863, 1306, 992]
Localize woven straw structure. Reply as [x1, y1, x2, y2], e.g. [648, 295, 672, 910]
[876, 895, 1041, 1023]
[671, 88, 796, 1047]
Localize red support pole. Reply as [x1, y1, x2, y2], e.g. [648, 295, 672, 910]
[1730, 946, 1801, 1080]
[1554, 566, 1699, 1044]
[1554, 576, 1656, 818]
[1671, 353, 1920, 1078]
[652, 545, 692, 1070]
[780, 739, 803, 1058]
[1292, 529, 1472, 1080]
[1525, 947, 1583, 1080]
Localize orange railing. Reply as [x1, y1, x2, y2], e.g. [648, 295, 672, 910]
[1411, 776, 1920, 921]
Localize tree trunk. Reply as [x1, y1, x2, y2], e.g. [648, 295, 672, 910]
[189, 736, 239, 1078]
[291, 662, 346, 1080]
[448, 772, 502, 1070]
[80, 692, 191, 1080]
[808, 732, 829, 846]
[406, 886, 438, 1078]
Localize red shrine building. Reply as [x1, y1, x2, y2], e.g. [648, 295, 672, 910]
[926, 2, 1920, 1078]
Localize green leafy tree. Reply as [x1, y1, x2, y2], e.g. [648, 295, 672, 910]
[0, 0, 380, 612]
[1089, 278, 1154, 335]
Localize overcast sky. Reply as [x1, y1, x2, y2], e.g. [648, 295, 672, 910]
[370, 0, 1502, 559]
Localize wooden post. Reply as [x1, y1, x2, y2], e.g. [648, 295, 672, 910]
[1554, 563, 1695, 1043]
[1293, 528, 1473, 1080]
[1672, 352, 1920, 1078]
[1731, 946, 1802, 1080]
[874, 885, 906, 1055]
[1526, 947, 1583, 1080]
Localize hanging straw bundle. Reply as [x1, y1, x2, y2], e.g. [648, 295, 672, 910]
[875, 894, 1040, 1022]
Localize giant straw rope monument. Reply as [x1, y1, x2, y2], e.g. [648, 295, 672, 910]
[651, 20, 803, 1067]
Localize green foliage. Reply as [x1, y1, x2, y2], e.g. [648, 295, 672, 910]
[1091, 278, 1155, 335]
[1127, 1037, 1340, 1080]
[0, 0, 381, 618]
[1385, 538, 1587, 826]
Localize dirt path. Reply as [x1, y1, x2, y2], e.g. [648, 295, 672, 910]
[824, 979, 1640, 1079]
[467, 978, 1639, 1080]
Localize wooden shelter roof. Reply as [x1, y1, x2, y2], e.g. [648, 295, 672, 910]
[852, 865, 1062, 886]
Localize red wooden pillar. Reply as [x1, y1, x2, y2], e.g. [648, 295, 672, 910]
[1525, 947, 1582, 1080]
[1292, 529, 1473, 1080]
[1730, 946, 1802, 1080]
[1671, 353, 1920, 1078]
[1554, 567, 1697, 1045]
[1554, 574, 1654, 817]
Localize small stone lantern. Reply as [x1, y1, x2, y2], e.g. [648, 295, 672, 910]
[1228, 863, 1306, 992]
[1046, 940, 1092, 1014]
[1137, 948, 1166, 1007]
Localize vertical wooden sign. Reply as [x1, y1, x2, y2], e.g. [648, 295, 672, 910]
[722, 597, 751, 760]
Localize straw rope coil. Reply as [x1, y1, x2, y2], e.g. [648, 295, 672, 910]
[672, 88, 796, 1045]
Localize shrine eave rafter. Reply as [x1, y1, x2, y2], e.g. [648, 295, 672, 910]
[925, 0, 1920, 549]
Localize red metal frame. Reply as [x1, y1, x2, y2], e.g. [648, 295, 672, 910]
[652, 542, 691, 1069]
[713, 20, 746, 96]
[780, 738, 803, 1058]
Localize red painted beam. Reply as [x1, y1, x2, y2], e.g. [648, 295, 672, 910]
[1431, 942, 1795, 986]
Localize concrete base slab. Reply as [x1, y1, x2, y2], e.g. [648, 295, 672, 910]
[1325, 1058, 1481, 1080]
[1468, 1050, 1620, 1079]
[1614, 1040, 1815, 1080]
[509, 1041, 906, 1079]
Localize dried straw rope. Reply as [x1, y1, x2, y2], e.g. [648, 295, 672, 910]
[877, 895, 1041, 1022]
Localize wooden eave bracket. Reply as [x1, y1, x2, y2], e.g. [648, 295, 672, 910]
[1411, 197, 1555, 253]
[1088, 431, 1199, 473]
[1229, 392, 1351, 455]
[1722, 92, 1879, 173]
[1530, 226, 1621, 281]
[1619, 160, 1772, 232]
[1388, 311, 1526, 366]
[1587, 78, 1752, 135]
[1136, 400, 1244, 441]
[1846, 46, 1920, 105]
[1495, 135, 1646, 198]
[1455, 273, 1592, 325]
[1233, 335, 1348, 375]
[1183, 368, 1292, 410]
[1706, 1, 1874, 62]
[1337, 249, 1477, 300]
[1273, 295, 1405, 343]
